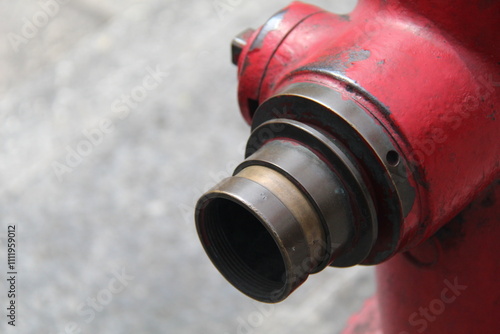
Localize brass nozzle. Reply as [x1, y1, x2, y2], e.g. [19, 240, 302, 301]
[195, 119, 377, 302]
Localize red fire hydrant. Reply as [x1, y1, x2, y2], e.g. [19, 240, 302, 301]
[195, 1, 500, 333]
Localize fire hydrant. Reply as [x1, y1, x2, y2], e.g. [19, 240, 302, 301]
[195, 1, 500, 333]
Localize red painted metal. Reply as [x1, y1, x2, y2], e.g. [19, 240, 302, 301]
[235, 0, 500, 332]
[343, 182, 499, 334]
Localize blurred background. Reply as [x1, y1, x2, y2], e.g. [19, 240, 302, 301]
[0, 0, 376, 333]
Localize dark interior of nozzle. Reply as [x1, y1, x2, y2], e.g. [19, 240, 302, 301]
[200, 197, 286, 300]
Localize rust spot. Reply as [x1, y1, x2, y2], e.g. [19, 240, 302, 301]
[339, 14, 350, 21]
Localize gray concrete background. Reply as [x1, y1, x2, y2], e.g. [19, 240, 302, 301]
[0, 0, 375, 333]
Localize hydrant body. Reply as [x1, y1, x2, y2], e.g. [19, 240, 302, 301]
[195, 0, 499, 332]
[343, 182, 499, 333]
[236, 0, 499, 252]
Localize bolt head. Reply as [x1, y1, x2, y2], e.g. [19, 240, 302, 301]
[231, 28, 255, 65]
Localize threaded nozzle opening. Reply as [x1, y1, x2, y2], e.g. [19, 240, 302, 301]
[197, 196, 287, 302]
